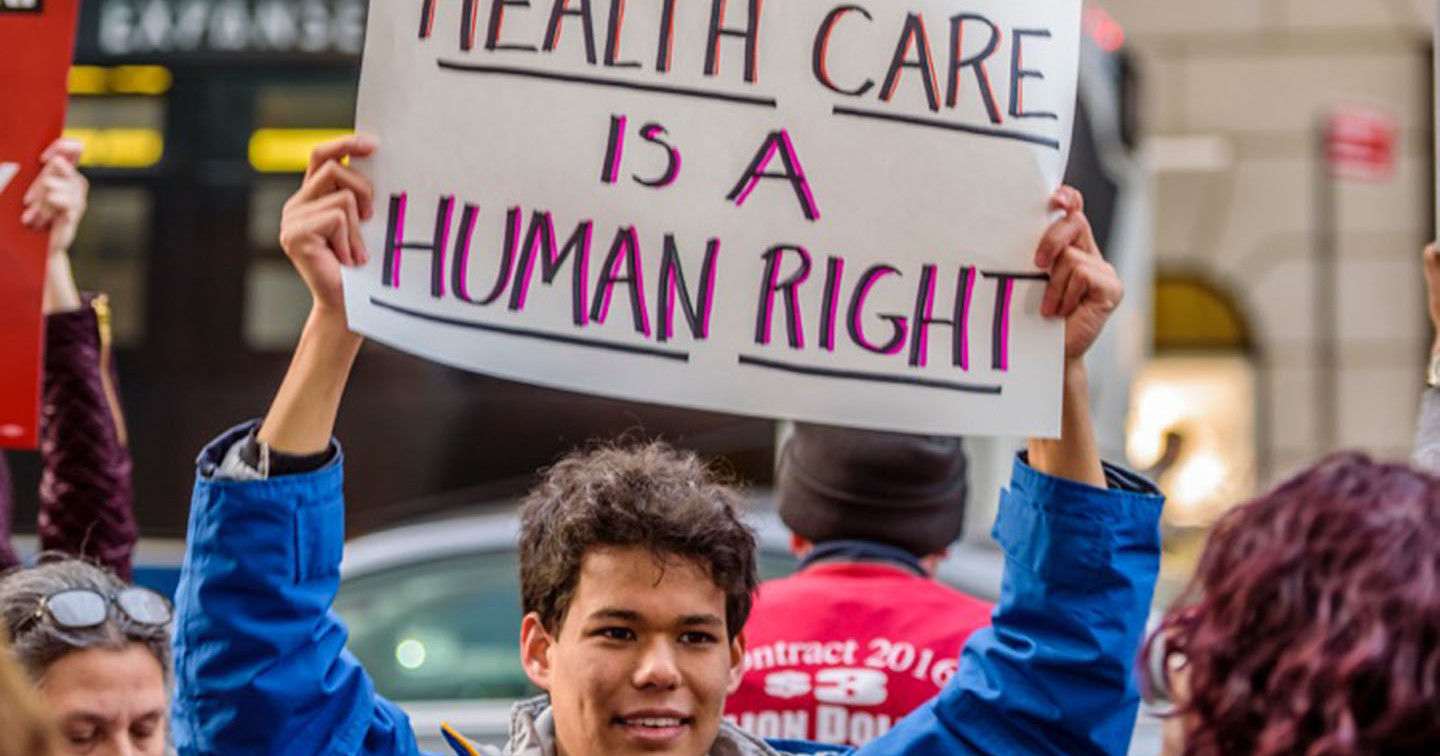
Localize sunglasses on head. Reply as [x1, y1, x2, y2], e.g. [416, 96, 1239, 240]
[24, 587, 172, 633]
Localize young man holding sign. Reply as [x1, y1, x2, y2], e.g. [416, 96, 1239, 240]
[170, 137, 1163, 756]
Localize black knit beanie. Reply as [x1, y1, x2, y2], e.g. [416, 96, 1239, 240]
[777, 423, 968, 557]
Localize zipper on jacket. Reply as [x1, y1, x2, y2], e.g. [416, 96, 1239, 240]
[91, 294, 129, 447]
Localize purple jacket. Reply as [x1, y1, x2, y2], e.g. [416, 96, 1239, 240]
[0, 295, 137, 579]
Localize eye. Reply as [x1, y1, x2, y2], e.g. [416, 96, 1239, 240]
[680, 631, 719, 645]
[593, 626, 636, 641]
[63, 726, 99, 751]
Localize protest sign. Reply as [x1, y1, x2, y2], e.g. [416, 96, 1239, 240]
[0, 0, 80, 449]
[349, 0, 1081, 436]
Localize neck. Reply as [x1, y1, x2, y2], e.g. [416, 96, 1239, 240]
[799, 539, 930, 577]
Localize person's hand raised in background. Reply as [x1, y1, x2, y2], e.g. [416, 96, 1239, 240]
[22, 139, 87, 314]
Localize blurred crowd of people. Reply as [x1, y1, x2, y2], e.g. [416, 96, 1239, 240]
[0, 135, 1437, 756]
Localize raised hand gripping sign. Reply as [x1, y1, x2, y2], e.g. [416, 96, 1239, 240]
[0, 0, 80, 449]
[349, 0, 1080, 437]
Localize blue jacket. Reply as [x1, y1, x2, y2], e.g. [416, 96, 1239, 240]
[172, 423, 1163, 756]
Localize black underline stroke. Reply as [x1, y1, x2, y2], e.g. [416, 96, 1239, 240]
[983, 272, 1049, 281]
[437, 60, 778, 108]
[371, 298, 690, 362]
[832, 106, 1061, 150]
[738, 355, 1002, 395]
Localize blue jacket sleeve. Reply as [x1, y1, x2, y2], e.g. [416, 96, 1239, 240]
[858, 455, 1164, 756]
[171, 423, 429, 756]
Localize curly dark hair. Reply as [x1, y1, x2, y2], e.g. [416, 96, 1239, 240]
[1150, 453, 1440, 755]
[518, 441, 758, 639]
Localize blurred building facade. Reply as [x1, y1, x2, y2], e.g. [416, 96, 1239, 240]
[1102, 0, 1435, 525]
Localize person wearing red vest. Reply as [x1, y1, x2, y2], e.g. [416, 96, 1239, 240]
[725, 426, 993, 748]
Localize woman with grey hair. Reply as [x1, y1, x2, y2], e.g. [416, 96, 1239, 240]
[0, 558, 171, 755]
[0, 555, 169, 748]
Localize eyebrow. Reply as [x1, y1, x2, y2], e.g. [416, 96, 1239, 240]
[60, 709, 164, 726]
[60, 712, 110, 726]
[590, 608, 642, 623]
[587, 608, 724, 628]
[678, 614, 724, 628]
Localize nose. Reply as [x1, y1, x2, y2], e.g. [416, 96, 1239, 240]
[101, 735, 136, 756]
[632, 638, 682, 690]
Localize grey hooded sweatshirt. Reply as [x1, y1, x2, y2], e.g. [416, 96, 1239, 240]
[445, 696, 847, 756]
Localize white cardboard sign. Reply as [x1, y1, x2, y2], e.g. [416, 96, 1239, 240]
[349, 0, 1081, 436]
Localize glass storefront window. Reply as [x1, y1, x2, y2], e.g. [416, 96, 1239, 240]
[1137, 275, 1260, 604]
[255, 85, 356, 128]
[1129, 354, 1260, 607]
[1127, 354, 1258, 531]
[65, 95, 167, 170]
[68, 187, 151, 346]
[56, 75, 168, 344]
[248, 176, 302, 252]
[244, 259, 311, 350]
[245, 81, 356, 349]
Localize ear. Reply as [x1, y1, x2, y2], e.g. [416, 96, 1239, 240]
[789, 534, 811, 558]
[920, 550, 947, 577]
[726, 631, 746, 694]
[520, 612, 555, 691]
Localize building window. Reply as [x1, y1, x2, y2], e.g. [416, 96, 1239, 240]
[1130, 275, 1258, 598]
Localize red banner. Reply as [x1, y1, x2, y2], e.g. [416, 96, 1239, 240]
[0, 0, 80, 449]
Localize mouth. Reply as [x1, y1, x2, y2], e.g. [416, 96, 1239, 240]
[612, 712, 693, 744]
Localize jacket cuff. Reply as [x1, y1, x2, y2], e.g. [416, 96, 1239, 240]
[992, 453, 1164, 593]
[42, 293, 102, 392]
[192, 422, 346, 583]
[44, 292, 101, 349]
[198, 421, 341, 482]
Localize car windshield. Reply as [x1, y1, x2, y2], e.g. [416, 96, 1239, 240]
[336, 546, 800, 702]
[335, 550, 533, 700]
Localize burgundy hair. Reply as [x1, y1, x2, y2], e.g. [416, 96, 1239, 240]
[1151, 453, 1440, 755]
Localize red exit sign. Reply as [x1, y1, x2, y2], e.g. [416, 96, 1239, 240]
[1327, 105, 1398, 183]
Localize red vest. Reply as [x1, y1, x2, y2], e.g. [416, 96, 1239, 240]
[725, 562, 993, 748]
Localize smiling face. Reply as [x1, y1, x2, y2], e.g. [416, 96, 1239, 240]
[521, 546, 745, 756]
[36, 644, 168, 756]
